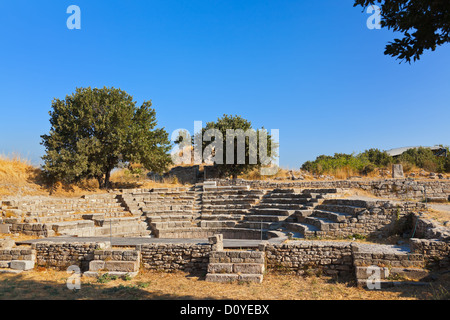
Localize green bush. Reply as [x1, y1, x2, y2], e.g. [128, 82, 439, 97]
[301, 146, 450, 175]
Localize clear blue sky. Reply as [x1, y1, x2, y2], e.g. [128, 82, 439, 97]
[1, 0, 449, 169]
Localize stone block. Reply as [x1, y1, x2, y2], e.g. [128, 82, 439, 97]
[104, 261, 138, 272]
[0, 239, 15, 250]
[392, 164, 404, 178]
[233, 263, 264, 274]
[0, 224, 12, 234]
[10, 260, 35, 271]
[89, 260, 106, 271]
[355, 266, 389, 280]
[207, 263, 233, 274]
[205, 273, 239, 283]
[238, 274, 263, 283]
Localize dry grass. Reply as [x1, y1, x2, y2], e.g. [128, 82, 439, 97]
[110, 168, 185, 189]
[0, 269, 448, 300]
[0, 154, 45, 197]
[0, 155, 185, 198]
[420, 208, 450, 225]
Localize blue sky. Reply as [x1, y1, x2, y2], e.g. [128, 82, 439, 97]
[0, 1, 449, 169]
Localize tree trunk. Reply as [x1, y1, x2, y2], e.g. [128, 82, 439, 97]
[97, 176, 104, 189]
[104, 170, 111, 189]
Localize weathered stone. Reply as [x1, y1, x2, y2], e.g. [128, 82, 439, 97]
[0, 239, 15, 250]
[10, 260, 34, 271]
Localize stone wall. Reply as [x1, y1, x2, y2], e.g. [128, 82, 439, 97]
[215, 179, 450, 200]
[263, 241, 354, 277]
[339, 200, 424, 238]
[410, 238, 450, 268]
[406, 213, 450, 268]
[410, 213, 450, 241]
[139, 243, 211, 273]
[0, 248, 35, 268]
[165, 166, 200, 184]
[32, 242, 109, 271]
[7, 222, 51, 237]
[28, 241, 212, 273]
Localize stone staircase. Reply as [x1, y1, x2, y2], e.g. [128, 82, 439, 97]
[287, 198, 376, 239]
[205, 250, 266, 283]
[84, 248, 141, 278]
[240, 188, 323, 232]
[120, 188, 197, 238]
[0, 241, 36, 274]
[352, 244, 431, 288]
[197, 185, 268, 237]
[1, 194, 149, 238]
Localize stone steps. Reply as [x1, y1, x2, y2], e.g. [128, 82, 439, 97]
[202, 204, 253, 210]
[315, 203, 367, 216]
[286, 222, 320, 237]
[250, 208, 294, 216]
[201, 208, 251, 215]
[238, 221, 283, 230]
[312, 209, 353, 223]
[244, 215, 290, 222]
[259, 198, 317, 205]
[200, 214, 245, 221]
[303, 216, 340, 231]
[84, 249, 140, 278]
[147, 215, 195, 222]
[353, 247, 430, 289]
[0, 247, 36, 273]
[144, 210, 194, 216]
[151, 220, 195, 230]
[205, 250, 265, 284]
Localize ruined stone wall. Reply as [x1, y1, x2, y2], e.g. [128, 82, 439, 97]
[32, 242, 108, 271]
[139, 243, 211, 273]
[165, 166, 200, 184]
[312, 200, 426, 239]
[263, 241, 354, 277]
[0, 248, 35, 268]
[410, 238, 450, 268]
[216, 179, 450, 200]
[28, 242, 212, 273]
[410, 213, 450, 241]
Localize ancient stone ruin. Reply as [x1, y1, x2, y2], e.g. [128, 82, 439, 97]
[0, 179, 449, 288]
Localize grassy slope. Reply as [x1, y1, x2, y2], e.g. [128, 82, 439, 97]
[0, 155, 183, 198]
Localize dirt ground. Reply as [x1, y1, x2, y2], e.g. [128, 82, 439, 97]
[0, 268, 448, 300]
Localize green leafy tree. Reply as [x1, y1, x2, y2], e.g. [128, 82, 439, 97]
[354, 0, 450, 63]
[197, 114, 277, 179]
[397, 146, 447, 172]
[360, 148, 393, 167]
[41, 87, 172, 188]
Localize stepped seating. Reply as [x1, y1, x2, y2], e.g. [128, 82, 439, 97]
[239, 189, 326, 232]
[199, 186, 266, 228]
[286, 198, 388, 239]
[1, 194, 149, 238]
[205, 250, 265, 283]
[120, 188, 197, 237]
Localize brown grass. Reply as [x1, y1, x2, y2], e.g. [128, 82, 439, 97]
[0, 155, 185, 198]
[0, 269, 448, 300]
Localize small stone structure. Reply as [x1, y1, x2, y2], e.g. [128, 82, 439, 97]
[392, 164, 404, 178]
[205, 235, 266, 283]
[84, 248, 141, 278]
